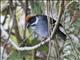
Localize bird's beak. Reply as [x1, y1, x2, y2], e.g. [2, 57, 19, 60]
[26, 23, 29, 28]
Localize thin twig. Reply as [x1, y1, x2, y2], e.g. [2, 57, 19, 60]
[9, 0, 22, 42]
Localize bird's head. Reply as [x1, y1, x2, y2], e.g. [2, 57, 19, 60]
[25, 15, 37, 28]
[25, 15, 49, 41]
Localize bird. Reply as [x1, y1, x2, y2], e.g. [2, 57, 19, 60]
[25, 15, 66, 59]
[25, 15, 66, 41]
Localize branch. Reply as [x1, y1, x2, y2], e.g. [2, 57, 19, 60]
[1, 25, 50, 50]
[1, 1, 9, 12]
[50, 0, 64, 39]
[9, 0, 22, 42]
[65, 1, 74, 9]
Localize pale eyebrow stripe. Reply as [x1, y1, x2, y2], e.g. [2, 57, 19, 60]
[31, 17, 39, 25]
